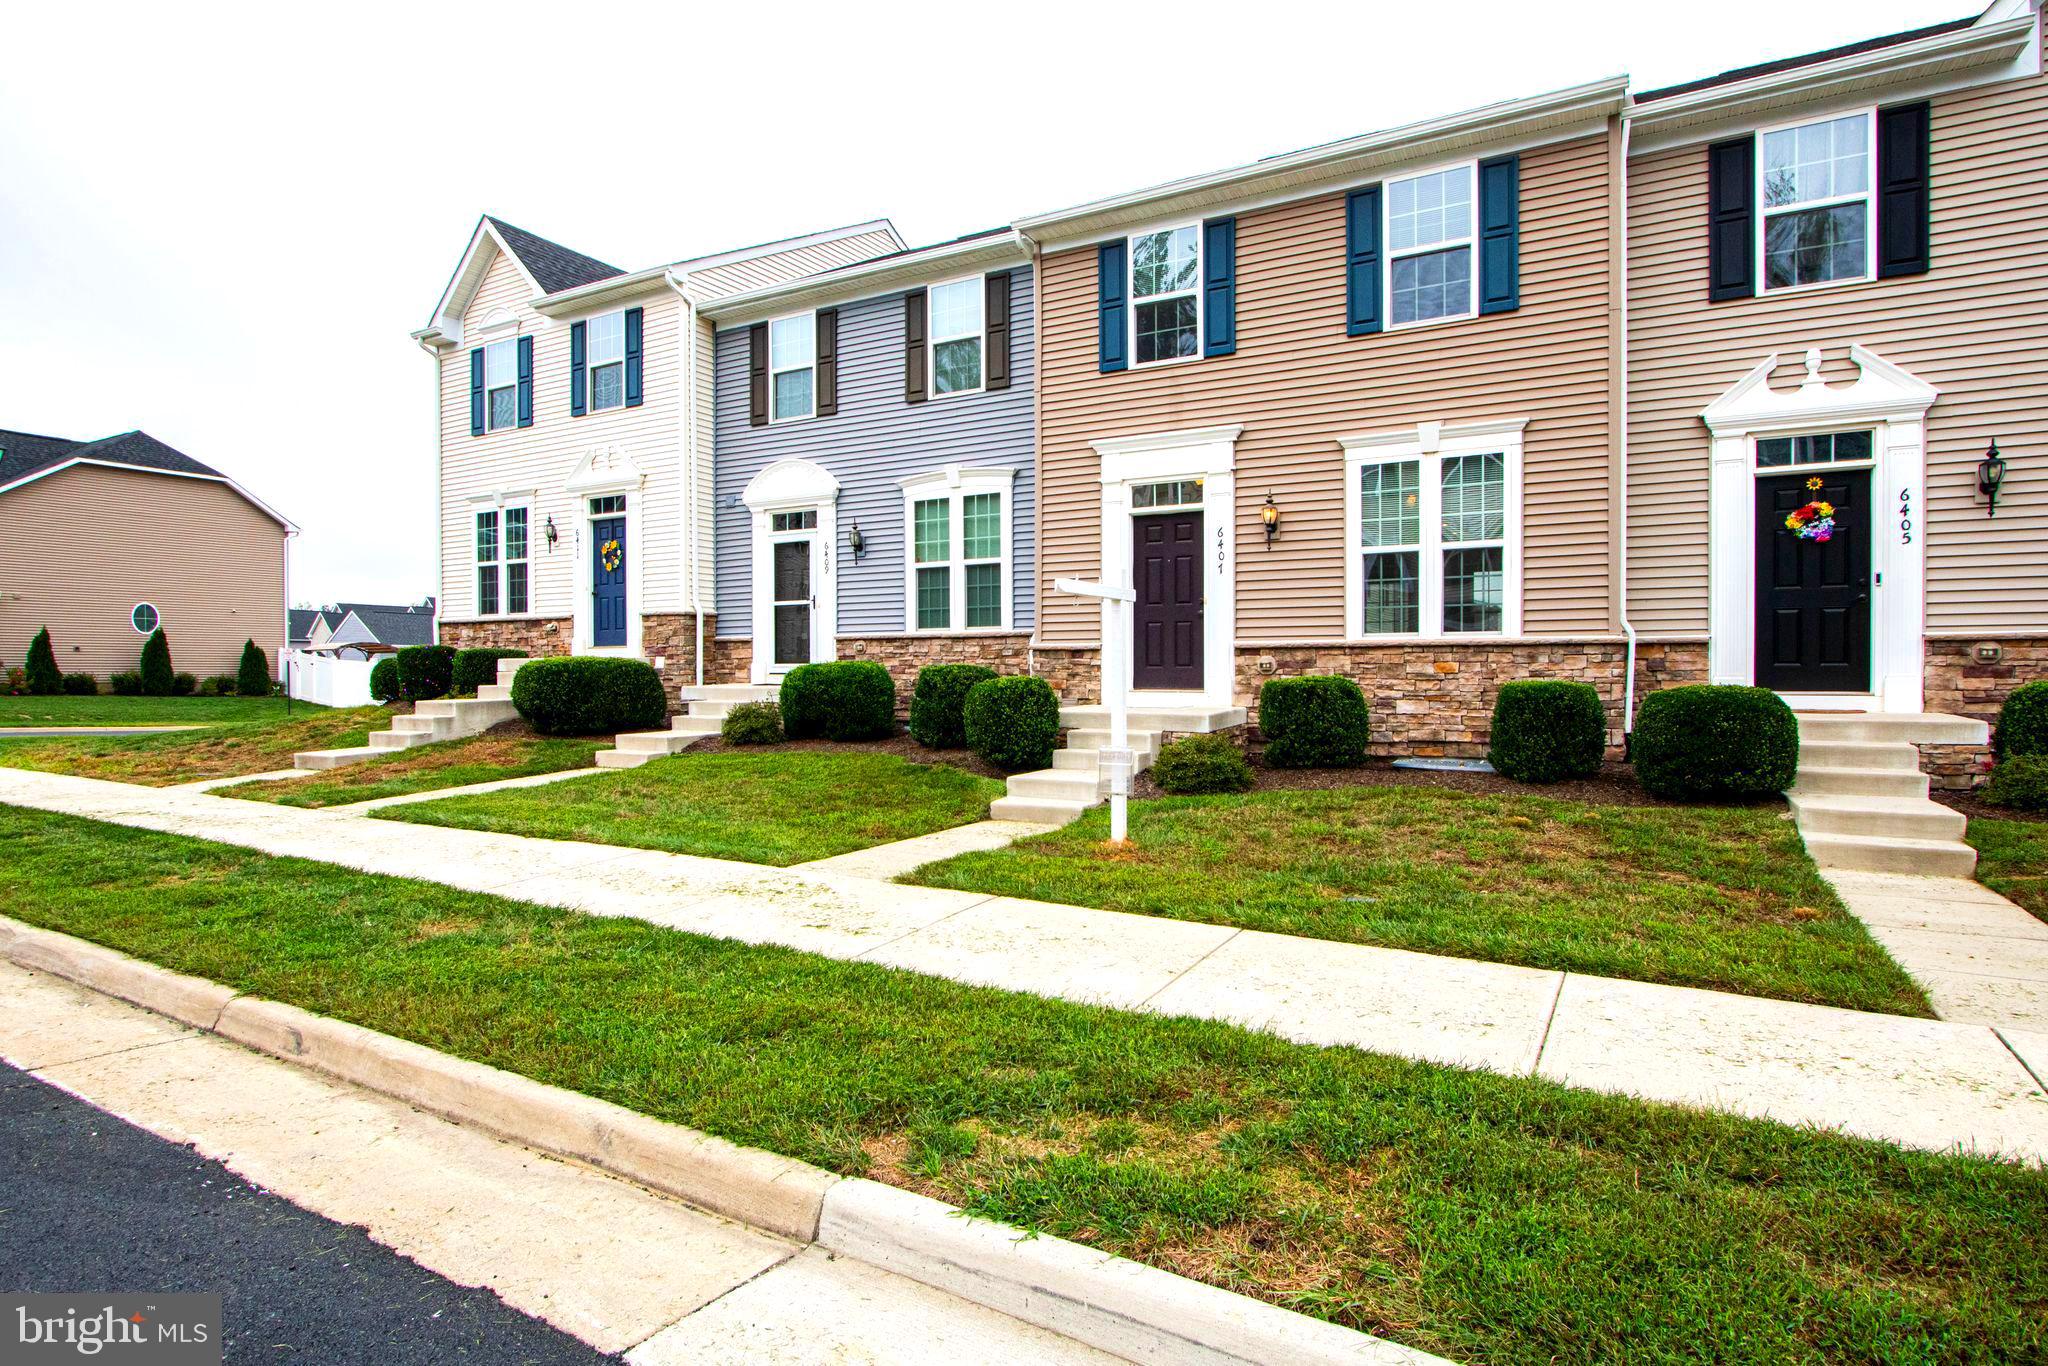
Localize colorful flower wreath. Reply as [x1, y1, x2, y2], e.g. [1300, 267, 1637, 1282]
[601, 539, 622, 573]
[1785, 479, 1836, 542]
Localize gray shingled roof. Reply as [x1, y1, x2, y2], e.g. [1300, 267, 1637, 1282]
[0, 427, 227, 488]
[288, 608, 326, 643]
[484, 216, 624, 294]
[1633, 15, 1975, 103]
[334, 601, 437, 648]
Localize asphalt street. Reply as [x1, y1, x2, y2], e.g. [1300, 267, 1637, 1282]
[0, 1060, 617, 1364]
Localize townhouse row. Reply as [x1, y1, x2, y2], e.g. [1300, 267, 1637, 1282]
[413, 1, 2048, 776]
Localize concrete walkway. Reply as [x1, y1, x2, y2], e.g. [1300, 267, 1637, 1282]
[3, 767, 2045, 1163]
[799, 818, 1059, 879]
[1823, 868, 2048, 1034]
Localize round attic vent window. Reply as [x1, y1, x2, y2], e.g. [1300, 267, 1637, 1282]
[130, 603, 160, 634]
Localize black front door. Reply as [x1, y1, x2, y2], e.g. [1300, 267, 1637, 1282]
[1755, 468, 1871, 693]
[1133, 511, 1203, 691]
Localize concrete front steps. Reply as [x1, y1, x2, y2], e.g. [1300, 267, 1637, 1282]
[990, 704, 1247, 824]
[597, 684, 778, 770]
[1788, 711, 1988, 877]
[293, 656, 526, 771]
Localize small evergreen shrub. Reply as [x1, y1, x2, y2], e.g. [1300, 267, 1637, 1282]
[451, 647, 527, 696]
[110, 671, 144, 696]
[200, 674, 238, 697]
[1986, 753, 2048, 813]
[1489, 680, 1607, 783]
[721, 700, 784, 746]
[779, 661, 895, 741]
[395, 644, 457, 703]
[236, 639, 272, 696]
[1994, 680, 2048, 760]
[908, 664, 998, 749]
[963, 675, 1060, 772]
[171, 672, 197, 696]
[1631, 685, 1798, 800]
[24, 627, 61, 695]
[139, 627, 175, 696]
[62, 673, 97, 696]
[1151, 733, 1254, 795]
[511, 656, 666, 736]
[1258, 675, 1370, 768]
[369, 658, 400, 704]
[3, 667, 23, 695]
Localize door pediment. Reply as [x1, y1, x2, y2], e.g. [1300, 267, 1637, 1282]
[566, 444, 646, 497]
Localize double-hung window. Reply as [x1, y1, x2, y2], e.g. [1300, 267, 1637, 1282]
[929, 277, 984, 395]
[1386, 165, 1475, 326]
[903, 470, 1012, 632]
[769, 314, 815, 422]
[1344, 429, 1520, 638]
[588, 311, 626, 411]
[474, 505, 530, 616]
[1130, 225, 1200, 364]
[484, 339, 518, 431]
[1760, 112, 1872, 290]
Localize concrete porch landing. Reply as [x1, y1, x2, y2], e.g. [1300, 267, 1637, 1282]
[293, 655, 530, 771]
[1790, 711, 1988, 877]
[992, 703, 1247, 824]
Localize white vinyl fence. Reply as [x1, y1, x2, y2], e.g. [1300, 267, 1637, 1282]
[285, 648, 377, 708]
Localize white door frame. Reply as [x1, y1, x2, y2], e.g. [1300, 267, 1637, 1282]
[1091, 424, 1242, 711]
[1701, 346, 1936, 713]
[743, 459, 840, 684]
[565, 445, 647, 658]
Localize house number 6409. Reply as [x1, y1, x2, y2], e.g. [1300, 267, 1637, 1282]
[1898, 486, 1913, 545]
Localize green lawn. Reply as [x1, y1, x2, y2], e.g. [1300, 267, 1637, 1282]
[907, 786, 1929, 1016]
[221, 729, 602, 808]
[0, 804, 2040, 1366]
[1971, 817, 2048, 923]
[0, 706, 381, 785]
[376, 750, 1005, 865]
[0, 694, 307, 726]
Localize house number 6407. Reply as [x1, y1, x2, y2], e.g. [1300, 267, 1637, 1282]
[1898, 486, 1913, 545]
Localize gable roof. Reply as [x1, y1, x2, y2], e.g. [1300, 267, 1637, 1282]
[482, 216, 624, 294]
[288, 608, 326, 643]
[0, 427, 295, 530]
[332, 601, 436, 648]
[1633, 15, 1977, 103]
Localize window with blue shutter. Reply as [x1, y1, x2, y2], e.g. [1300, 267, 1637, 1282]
[1097, 239, 1128, 372]
[515, 335, 534, 428]
[569, 321, 587, 416]
[469, 348, 486, 436]
[624, 306, 644, 406]
[1202, 216, 1236, 356]
[1345, 186, 1383, 335]
[1477, 154, 1519, 314]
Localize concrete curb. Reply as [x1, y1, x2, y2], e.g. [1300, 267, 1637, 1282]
[0, 913, 1445, 1365]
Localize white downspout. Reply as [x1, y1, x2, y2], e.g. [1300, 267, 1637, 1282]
[667, 270, 707, 690]
[1618, 112, 1639, 735]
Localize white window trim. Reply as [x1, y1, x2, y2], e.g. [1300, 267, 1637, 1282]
[470, 497, 533, 619]
[587, 309, 627, 412]
[130, 602, 160, 635]
[767, 310, 817, 424]
[1383, 159, 1479, 331]
[900, 465, 1016, 634]
[1339, 419, 1525, 640]
[1753, 107, 1878, 297]
[926, 275, 987, 399]
[1127, 222, 1203, 369]
[483, 338, 519, 432]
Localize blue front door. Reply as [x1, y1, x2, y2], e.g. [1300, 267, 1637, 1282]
[593, 517, 626, 646]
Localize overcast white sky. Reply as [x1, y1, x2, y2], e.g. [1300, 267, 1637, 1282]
[0, 0, 1973, 606]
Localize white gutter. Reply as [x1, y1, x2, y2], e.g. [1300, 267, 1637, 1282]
[1618, 114, 1638, 736]
[665, 270, 707, 689]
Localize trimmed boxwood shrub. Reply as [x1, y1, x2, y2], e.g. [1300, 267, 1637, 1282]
[1258, 675, 1370, 768]
[369, 657, 400, 704]
[1151, 733, 1253, 795]
[908, 664, 998, 749]
[779, 661, 895, 741]
[236, 639, 271, 696]
[1994, 680, 2048, 760]
[62, 673, 97, 696]
[201, 674, 238, 697]
[1986, 753, 2048, 812]
[1631, 684, 1797, 800]
[139, 627, 175, 696]
[171, 672, 197, 696]
[452, 647, 527, 696]
[1489, 680, 1606, 783]
[24, 627, 61, 695]
[963, 675, 1061, 772]
[109, 671, 143, 696]
[511, 656, 667, 736]
[722, 700, 784, 746]
[395, 644, 457, 703]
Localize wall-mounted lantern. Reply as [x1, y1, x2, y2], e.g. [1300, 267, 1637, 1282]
[545, 515, 560, 550]
[1259, 493, 1281, 547]
[847, 520, 866, 563]
[1978, 440, 2007, 517]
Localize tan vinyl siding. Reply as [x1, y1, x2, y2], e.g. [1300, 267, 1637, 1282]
[1626, 20, 2048, 636]
[0, 464, 287, 679]
[1036, 131, 1618, 646]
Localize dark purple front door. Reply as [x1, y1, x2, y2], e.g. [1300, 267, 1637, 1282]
[1133, 511, 1203, 691]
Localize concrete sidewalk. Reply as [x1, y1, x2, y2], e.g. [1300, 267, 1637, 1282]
[1823, 868, 2048, 1033]
[2, 767, 2045, 1163]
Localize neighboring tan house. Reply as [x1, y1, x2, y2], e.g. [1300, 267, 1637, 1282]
[0, 428, 294, 681]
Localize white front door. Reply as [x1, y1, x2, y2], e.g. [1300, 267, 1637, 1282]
[767, 510, 821, 675]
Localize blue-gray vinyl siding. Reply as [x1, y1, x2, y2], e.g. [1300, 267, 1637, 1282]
[713, 267, 1035, 638]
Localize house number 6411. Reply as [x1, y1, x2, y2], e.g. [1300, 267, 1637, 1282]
[1898, 486, 1913, 545]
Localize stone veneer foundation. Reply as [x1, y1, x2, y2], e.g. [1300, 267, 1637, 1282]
[1919, 636, 2048, 790]
[438, 614, 714, 708]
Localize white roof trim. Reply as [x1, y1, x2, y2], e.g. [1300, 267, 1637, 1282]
[421, 219, 543, 350]
[696, 232, 1029, 325]
[0, 457, 298, 532]
[1702, 346, 1938, 437]
[743, 458, 841, 509]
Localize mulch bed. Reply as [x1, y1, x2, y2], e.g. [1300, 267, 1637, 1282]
[680, 732, 1010, 780]
[1934, 789, 2046, 824]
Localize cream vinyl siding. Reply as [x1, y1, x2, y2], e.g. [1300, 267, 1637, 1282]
[1626, 21, 2048, 636]
[1036, 131, 1618, 647]
[686, 229, 901, 299]
[0, 464, 286, 678]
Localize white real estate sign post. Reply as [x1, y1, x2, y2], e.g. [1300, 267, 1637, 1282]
[1054, 576, 1136, 843]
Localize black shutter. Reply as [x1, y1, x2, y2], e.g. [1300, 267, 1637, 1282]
[984, 271, 1011, 390]
[1878, 101, 1932, 279]
[1202, 217, 1236, 356]
[748, 323, 768, 427]
[624, 306, 644, 406]
[1708, 136, 1756, 301]
[1477, 154, 1520, 314]
[815, 308, 838, 417]
[904, 289, 929, 402]
[569, 321, 587, 417]
[469, 348, 485, 436]
[1345, 186, 1382, 335]
[1097, 240, 1127, 371]
[515, 335, 534, 428]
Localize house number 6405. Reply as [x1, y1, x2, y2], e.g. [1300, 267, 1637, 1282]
[1898, 486, 1913, 545]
